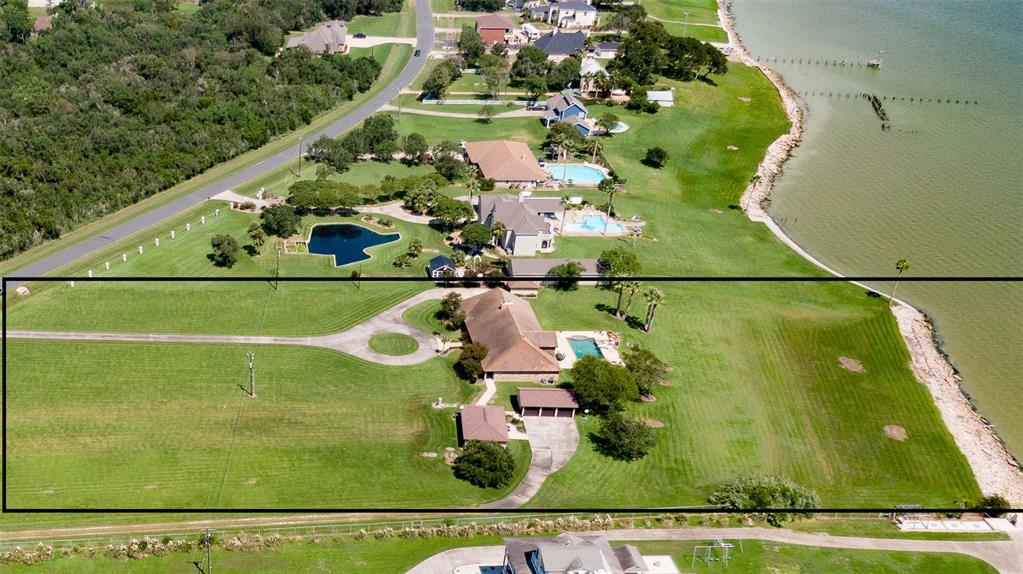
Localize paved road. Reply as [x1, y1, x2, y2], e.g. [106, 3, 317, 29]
[8, 287, 487, 366]
[407, 528, 1023, 574]
[481, 416, 579, 509]
[5, 0, 434, 289]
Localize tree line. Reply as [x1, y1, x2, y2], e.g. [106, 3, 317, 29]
[0, 0, 389, 261]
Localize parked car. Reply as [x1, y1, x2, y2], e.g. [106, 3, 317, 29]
[414, 49, 421, 57]
[353, 32, 367, 39]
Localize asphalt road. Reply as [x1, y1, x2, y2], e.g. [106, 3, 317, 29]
[4, 0, 433, 288]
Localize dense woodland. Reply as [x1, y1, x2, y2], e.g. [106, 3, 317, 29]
[0, 0, 399, 260]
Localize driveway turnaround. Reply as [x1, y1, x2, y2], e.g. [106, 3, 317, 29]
[5, 0, 434, 289]
[406, 528, 1022, 574]
[7, 288, 486, 367]
[481, 416, 579, 509]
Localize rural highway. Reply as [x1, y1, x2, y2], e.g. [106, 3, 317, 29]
[4, 0, 434, 288]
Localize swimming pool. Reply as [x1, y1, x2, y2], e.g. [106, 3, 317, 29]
[564, 214, 626, 234]
[307, 223, 399, 266]
[546, 163, 606, 185]
[568, 336, 602, 360]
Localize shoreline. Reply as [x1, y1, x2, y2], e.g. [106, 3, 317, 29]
[717, 0, 1023, 502]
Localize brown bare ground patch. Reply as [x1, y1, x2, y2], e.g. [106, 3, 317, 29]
[40, 489, 55, 496]
[885, 425, 908, 441]
[727, 145, 739, 151]
[709, 208, 724, 214]
[643, 418, 665, 428]
[839, 356, 865, 372]
[640, 394, 657, 402]
[420, 451, 438, 458]
[247, 478, 258, 485]
[145, 483, 159, 490]
[738, 97, 752, 102]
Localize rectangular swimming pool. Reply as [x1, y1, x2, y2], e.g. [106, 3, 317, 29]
[568, 336, 602, 359]
[564, 214, 626, 234]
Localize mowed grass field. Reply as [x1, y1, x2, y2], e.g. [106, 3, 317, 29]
[6, 340, 529, 509]
[1, 63, 980, 509]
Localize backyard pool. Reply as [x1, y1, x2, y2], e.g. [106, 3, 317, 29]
[307, 223, 399, 266]
[546, 163, 606, 185]
[564, 214, 626, 234]
[568, 336, 602, 360]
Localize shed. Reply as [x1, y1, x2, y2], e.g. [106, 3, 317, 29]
[458, 405, 509, 443]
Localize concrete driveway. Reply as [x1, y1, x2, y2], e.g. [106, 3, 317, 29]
[7, 288, 487, 366]
[406, 546, 505, 574]
[481, 416, 579, 509]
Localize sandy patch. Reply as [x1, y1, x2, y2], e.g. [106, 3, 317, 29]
[884, 425, 908, 441]
[738, 97, 752, 102]
[40, 489, 55, 495]
[421, 451, 438, 458]
[247, 478, 258, 485]
[145, 483, 159, 490]
[727, 145, 739, 151]
[640, 394, 658, 402]
[709, 208, 724, 214]
[643, 418, 665, 428]
[839, 356, 865, 372]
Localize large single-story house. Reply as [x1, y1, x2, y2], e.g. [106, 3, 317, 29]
[461, 289, 561, 380]
[530, 1, 598, 29]
[285, 20, 348, 54]
[476, 13, 516, 46]
[517, 387, 578, 417]
[463, 140, 550, 188]
[506, 257, 603, 285]
[478, 194, 561, 256]
[647, 88, 676, 107]
[542, 91, 588, 127]
[457, 404, 509, 444]
[533, 30, 586, 61]
[503, 534, 678, 573]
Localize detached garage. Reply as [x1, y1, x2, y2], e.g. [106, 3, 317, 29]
[518, 387, 579, 418]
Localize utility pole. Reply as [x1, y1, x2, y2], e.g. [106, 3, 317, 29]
[297, 137, 303, 174]
[274, 245, 282, 290]
[192, 529, 212, 574]
[247, 351, 256, 398]
[683, 9, 690, 37]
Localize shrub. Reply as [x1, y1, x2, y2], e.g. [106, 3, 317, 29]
[622, 347, 669, 396]
[568, 356, 638, 413]
[239, 201, 256, 210]
[708, 475, 820, 526]
[979, 494, 1010, 517]
[453, 441, 515, 488]
[546, 261, 584, 291]
[479, 177, 496, 192]
[596, 411, 657, 461]
[461, 223, 493, 249]
[644, 146, 669, 168]
[393, 254, 413, 268]
[456, 342, 488, 381]
[210, 234, 239, 268]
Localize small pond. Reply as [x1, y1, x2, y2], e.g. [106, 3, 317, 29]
[307, 223, 399, 267]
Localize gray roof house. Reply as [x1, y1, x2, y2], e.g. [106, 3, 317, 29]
[285, 20, 348, 54]
[503, 535, 661, 574]
[477, 194, 562, 256]
[427, 255, 457, 278]
[533, 30, 586, 60]
[542, 91, 588, 127]
[506, 257, 603, 287]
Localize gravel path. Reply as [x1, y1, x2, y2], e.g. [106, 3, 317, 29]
[5, 0, 434, 289]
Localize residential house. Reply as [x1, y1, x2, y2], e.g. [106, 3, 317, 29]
[541, 91, 588, 127]
[533, 30, 586, 61]
[588, 41, 620, 59]
[647, 88, 676, 107]
[427, 255, 457, 278]
[530, 1, 598, 29]
[460, 289, 561, 380]
[579, 56, 609, 95]
[476, 14, 516, 46]
[457, 405, 509, 444]
[477, 194, 561, 256]
[506, 257, 603, 286]
[463, 140, 550, 188]
[284, 20, 348, 54]
[517, 387, 577, 417]
[503, 534, 680, 573]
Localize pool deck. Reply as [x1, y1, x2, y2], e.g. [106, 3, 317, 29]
[555, 330, 624, 369]
[560, 207, 636, 237]
[544, 161, 609, 188]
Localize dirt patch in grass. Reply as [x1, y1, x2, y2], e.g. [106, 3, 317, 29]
[247, 478, 258, 485]
[738, 96, 752, 102]
[640, 394, 657, 402]
[643, 418, 665, 428]
[145, 483, 159, 489]
[709, 208, 724, 214]
[727, 145, 739, 151]
[885, 425, 908, 441]
[421, 451, 438, 458]
[839, 356, 865, 372]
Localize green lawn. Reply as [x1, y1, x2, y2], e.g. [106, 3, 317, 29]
[643, 0, 721, 26]
[788, 518, 1010, 542]
[631, 540, 997, 574]
[403, 300, 462, 340]
[6, 340, 530, 509]
[369, 332, 419, 355]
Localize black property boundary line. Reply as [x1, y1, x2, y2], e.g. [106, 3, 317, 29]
[3, 275, 1022, 514]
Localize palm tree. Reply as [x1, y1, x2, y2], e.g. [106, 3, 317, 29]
[590, 137, 602, 164]
[490, 220, 506, 247]
[612, 280, 627, 317]
[889, 258, 911, 305]
[598, 179, 621, 234]
[642, 287, 664, 332]
[464, 165, 480, 205]
[622, 281, 642, 318]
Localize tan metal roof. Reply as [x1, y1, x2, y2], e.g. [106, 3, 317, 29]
[464, 141, 549, 183]
[461, 289, 560, 374]
[459, 405, 509, 442]
[476, 14, 515, 30]
[518, 387, 578, 409]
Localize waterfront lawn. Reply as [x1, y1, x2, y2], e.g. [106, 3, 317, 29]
[6, 340, 530, 509]
[631, 540, 997, 574]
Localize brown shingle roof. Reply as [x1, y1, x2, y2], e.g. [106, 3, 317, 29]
[461, 289, 560, 374]
[476, 14, 515, 30]
[459, 405, 509, 442]
[518, 387, 578, 409]
[285, 20, 347, 54]
[464, 141, 549, 183]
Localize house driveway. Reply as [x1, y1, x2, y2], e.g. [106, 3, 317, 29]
[406, 546, 505, 574]
[7, 288, 488, 367]
[481, 416, 579, 509]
